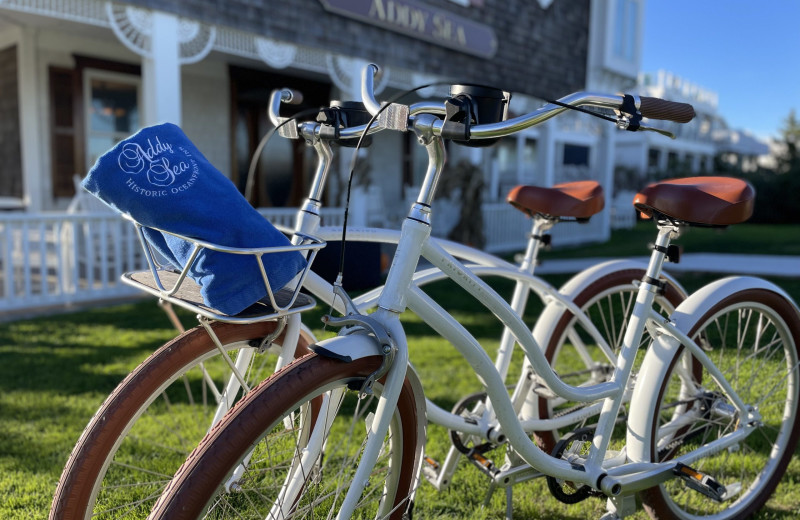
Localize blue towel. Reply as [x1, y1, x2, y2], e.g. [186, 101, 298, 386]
[82, 122, 307, 316]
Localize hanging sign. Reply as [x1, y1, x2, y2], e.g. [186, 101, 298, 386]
[318, 0, 498, 58]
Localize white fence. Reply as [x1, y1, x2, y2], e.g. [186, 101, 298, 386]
[0, 212, 145, 313]
[256, 207, 346, 228]
[481, 202, 611, 253]
[2, 203, 621, 314]
[0, 207, 346, 315]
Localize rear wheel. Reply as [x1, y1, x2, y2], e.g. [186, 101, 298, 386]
[148, 353, 421, 520]
[641, 289, 800, 519]
[533, 268, 686, 453]
[50, 320, 313, 520]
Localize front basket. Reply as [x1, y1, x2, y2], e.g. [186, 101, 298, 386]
[120, 216, 325, 324]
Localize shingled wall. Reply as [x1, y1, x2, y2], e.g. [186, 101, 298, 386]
[125, 0, 589, 100]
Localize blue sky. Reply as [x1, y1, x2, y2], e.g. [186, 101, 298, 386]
[642, 0, 800, 140]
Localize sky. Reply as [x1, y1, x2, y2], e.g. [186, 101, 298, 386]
[641, 0, 800, 140]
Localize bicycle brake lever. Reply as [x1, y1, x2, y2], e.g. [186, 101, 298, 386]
[639, 124, 676, 139]
[615, 114, 675, 139]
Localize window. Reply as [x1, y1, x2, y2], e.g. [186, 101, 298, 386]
[83, 70, 140, 168]
[520, 138, 538, 183]
[613, 0, 638, 61]
[684, 154, 695, 172]
[563, 144, 590, 166]
[48, 56, 140, 198]
[700, 156, 708, 173]
[1, 46, 23, 199]
[493, 137, 518, 199]
[648, 148, 661, 171]
[667, 151, 679, 172]
[404, 132, 433, 189]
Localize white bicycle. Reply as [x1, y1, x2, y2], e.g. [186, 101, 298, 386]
[147, 65, 800, 520]
[51, 76, 688, 519]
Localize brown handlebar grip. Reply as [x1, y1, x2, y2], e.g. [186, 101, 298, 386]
[639, 96, 696, 123]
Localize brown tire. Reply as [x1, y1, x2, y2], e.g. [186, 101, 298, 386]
[148, 353, 421, 520]
[50, 320, 313, 520]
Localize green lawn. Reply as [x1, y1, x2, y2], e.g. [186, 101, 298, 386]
[542, 221, 800, 259]
[2, 222, 799, 519]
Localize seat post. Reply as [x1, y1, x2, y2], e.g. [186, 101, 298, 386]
[519, 216, 554, 275]
[640, 222, 680, 295]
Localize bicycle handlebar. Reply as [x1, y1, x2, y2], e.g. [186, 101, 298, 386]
[359, 64, 695, 142]
[268, 87, 384, 142]
[361, 64, 382, 117]
[268, 88, 304, 127]
[270, 63, 696, 145]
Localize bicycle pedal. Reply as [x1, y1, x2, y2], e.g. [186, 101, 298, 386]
[421, 455, 441, 486]
[467, 451, 500, 478]
[674, 463, 740, 502]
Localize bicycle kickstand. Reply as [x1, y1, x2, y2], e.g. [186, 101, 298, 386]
[481, 481, 513, 520]
[599, 494, 636, 519]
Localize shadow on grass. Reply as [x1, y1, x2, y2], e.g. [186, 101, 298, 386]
[0, 300, 194, 395]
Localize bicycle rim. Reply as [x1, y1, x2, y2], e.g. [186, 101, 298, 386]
[148, 353, 421, 520]
[51, 321, 311, 520]
[642, 290, 800, 519]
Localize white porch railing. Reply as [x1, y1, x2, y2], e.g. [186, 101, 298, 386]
[0, 207, 346, 314]
[256, 207, 345, 228]
[2, 204, 612, 314]
[610, 191, 637, 230]
[481, 203, 608, 253]
[0, 212, 145, 313]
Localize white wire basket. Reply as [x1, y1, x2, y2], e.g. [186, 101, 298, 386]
[120, 216, 325, 324]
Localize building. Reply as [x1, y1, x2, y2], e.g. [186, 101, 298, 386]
[614, 70, 769, 192]
[1, 0, 765, 313]
[0, 0, 590, 211]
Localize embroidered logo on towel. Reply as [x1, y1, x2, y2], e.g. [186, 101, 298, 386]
[118, 136, 200, 197]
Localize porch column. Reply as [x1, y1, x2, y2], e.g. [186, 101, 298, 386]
[17, 27, 44, 211]
[540, 120, 556, 187]
[142, 12, 181, 126]
[597, 125, 615, 241]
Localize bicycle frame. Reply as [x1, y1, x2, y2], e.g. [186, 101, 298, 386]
[205, 101, 626, 463]
[318, 103, 766, 517]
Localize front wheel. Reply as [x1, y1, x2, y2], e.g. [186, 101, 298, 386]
[50, 320, 313, 520]
[148, 353, 422, 520]
[640, 287, 800, 519]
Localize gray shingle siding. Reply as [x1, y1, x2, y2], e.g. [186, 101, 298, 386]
[124, 0, 589, 99]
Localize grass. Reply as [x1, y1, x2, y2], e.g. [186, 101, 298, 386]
[1, 222, 799, 519]
[540, 221, 800, 259]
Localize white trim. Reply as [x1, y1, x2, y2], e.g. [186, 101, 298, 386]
[0, 23, 21, 49]
[255, 37, 296, 69]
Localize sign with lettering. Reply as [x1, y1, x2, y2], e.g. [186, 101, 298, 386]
[319, 0, 497, 58]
